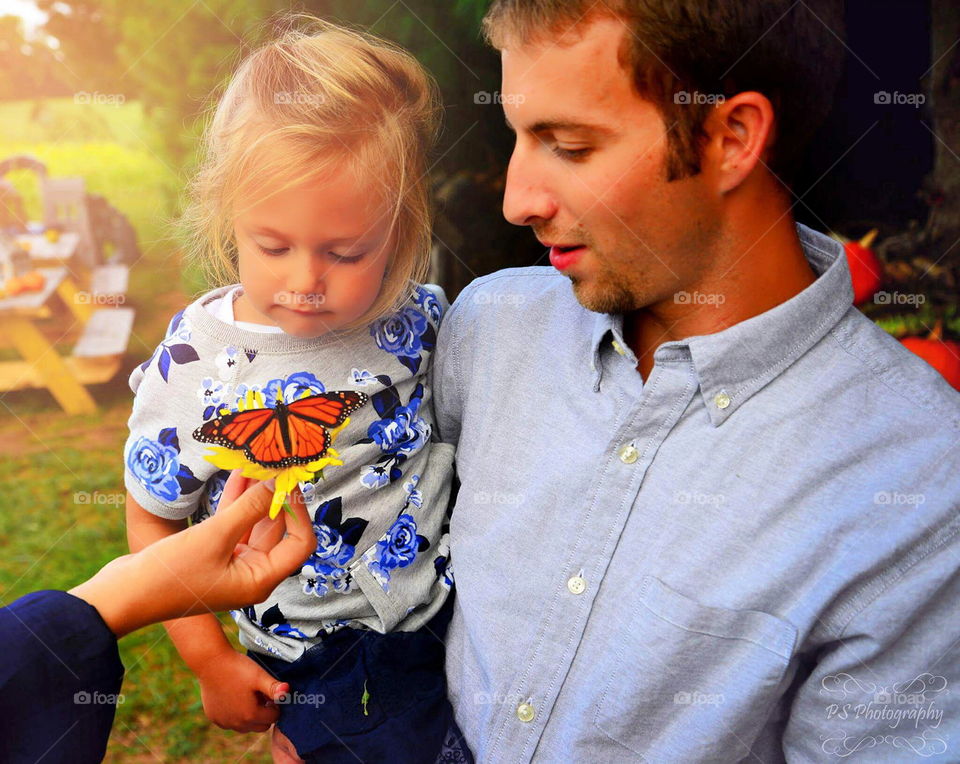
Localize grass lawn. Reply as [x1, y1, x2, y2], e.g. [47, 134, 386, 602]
[0, 98, 273, 761]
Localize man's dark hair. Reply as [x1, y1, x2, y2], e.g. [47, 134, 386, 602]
[483, 0, 846, 184]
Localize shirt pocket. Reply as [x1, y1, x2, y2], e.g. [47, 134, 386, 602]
[350, 441, 456, 632]
[593, 574, 797, 761]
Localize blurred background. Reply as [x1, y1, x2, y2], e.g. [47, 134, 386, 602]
[0, 0, 956, 759]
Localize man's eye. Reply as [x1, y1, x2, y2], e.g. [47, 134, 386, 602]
[552, 146, 591, 161]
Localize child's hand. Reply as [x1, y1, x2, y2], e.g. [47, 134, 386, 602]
[196, 647, 289, 733]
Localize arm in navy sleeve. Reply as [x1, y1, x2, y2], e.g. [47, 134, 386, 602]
[0, 590, 124, 764]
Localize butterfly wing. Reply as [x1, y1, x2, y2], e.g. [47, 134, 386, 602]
[287, 391, 368, 428]
[194, 407, 275, 449]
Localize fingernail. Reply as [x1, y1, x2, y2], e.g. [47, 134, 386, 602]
[263, 478, 276, 491]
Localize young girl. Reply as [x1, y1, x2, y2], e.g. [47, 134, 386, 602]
[123, 19, 469, 763]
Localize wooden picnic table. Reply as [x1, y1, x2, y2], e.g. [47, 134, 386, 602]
[0, 266, 134, 414]
[15, 231, 82, 265]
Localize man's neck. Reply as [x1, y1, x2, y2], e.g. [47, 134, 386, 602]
[625, 216, 818, 381]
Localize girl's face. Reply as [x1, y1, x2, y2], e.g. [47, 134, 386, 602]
[232, 163, 394, 338]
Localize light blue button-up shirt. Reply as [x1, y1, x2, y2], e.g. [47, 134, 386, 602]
[434, 224, 960, 762]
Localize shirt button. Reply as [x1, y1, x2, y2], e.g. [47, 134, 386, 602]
[611, 339, 627, 356]
[516, 702, 536, 722]
[714, 391, 731, 409]
[567, 575, 587, 595]
[619, 444, 639, 464]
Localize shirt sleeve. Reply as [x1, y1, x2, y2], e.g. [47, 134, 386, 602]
[782, 540, 960, 761]
[430, 285, 469, 447]
[123, 314, 215, 521]
[0, 590, 124, 763]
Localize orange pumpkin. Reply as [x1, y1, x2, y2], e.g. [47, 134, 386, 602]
[901, 330, 960, 391]
[843, 229, 883, 305]
[21, 271, 45, 292]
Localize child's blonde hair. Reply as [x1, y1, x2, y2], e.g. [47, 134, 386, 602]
[182, 15, 440, 326]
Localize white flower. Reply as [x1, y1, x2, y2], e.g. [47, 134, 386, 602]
[351, 368, 376, 386]
[215, 345, 244, 381]
[196, 376, 229, 408]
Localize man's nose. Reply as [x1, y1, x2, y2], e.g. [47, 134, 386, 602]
[502, 147, 558, 227]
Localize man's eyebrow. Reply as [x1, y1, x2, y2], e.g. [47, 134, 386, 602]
[504, 115, 613, 136]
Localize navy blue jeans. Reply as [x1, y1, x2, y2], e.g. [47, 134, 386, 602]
[249, 596, 472, 763]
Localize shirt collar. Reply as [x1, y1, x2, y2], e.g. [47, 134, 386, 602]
[590, 223, 854, 425]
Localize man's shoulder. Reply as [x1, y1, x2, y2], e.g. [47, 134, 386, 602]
[448, 266, 580, 323]
[825, 307, 960, 429]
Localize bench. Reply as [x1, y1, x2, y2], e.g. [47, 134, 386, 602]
[90, 264, 129, 301]
[73, 307, 135, 357]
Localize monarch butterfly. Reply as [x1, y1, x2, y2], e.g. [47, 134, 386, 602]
[193, 390, 368, 468]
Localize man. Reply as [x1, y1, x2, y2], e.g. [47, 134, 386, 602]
[433, 1, 960, 761]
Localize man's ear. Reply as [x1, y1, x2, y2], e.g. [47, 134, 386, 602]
[701, 92, 776, 194]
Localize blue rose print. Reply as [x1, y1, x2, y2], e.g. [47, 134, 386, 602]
[412, 284, 444, 323]
[366, 383, 430, 456]
[240, 603, 308, 640]
[370, 305, 436, 375]
[127, 427, 204, 501]
[138, 310, 200, 383]
[300, 498, 368, 598]
[262, 371, 326, 407]
[364, 513, 430, 592]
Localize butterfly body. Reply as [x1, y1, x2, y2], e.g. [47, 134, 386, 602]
[194, 390, 367, 469]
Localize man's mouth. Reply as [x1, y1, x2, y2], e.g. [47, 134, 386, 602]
[548, 244, 586, 271]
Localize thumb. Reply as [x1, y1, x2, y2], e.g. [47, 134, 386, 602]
[215, 478, 277, 543]
[261, 676, 289, 703]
